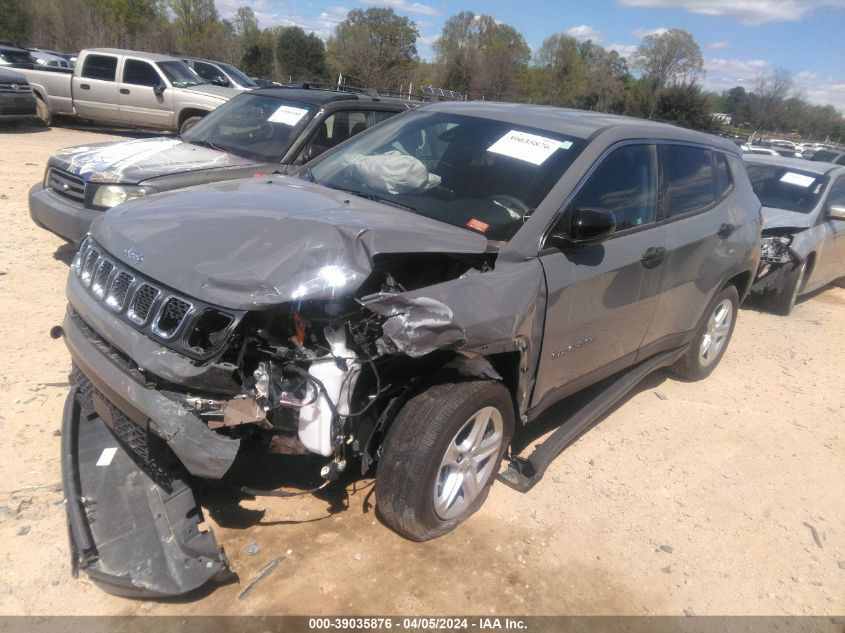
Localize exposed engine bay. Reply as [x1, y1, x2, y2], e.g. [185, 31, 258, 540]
[68, 235, 510, 488]
[757, 233, 795, 280]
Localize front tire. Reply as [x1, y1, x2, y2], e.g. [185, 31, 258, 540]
[179, 115, 203, 135]
[376, 380, 514, 541]
[35, 96, 51, 127]
[671, 284, 739, 381]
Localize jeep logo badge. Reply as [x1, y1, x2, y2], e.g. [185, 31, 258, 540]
[123, 247, 144, 264]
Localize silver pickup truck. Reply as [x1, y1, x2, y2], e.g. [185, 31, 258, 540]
[14, 48, 238, 133]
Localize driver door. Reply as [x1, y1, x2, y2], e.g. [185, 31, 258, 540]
[533, 143, 667, 407]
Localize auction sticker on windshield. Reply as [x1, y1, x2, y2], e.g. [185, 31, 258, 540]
[488, 130, 573, 165]
[780, 172, 816, 188]
[268, 105, 309, 126]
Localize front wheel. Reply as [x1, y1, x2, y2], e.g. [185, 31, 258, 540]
[179, 115, 203, 135]
[671, 284, 739, 381]
[376, 380, 514, 541]
[35, 96, 51, 127]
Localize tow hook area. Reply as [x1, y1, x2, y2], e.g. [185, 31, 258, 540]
[61, 387, 231, 598]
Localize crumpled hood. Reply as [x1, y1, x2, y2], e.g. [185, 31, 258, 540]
[52, 137, 257, 184]
[761, 205, 816, 230]
[91, 176, 488, 310]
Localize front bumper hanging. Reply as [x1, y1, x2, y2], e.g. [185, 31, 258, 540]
[61, 384, 230, 598]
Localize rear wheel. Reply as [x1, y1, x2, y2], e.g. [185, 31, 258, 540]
[765, 259, 807, 316]
[376, 380, 514, 541]
[671, 284, 739, 381]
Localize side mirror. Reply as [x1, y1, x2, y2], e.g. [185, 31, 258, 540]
[828, 203, 845, 220]
[548, 207, 616, 247]
[153, 83, 166, 97]
[211, 76, 229, 87]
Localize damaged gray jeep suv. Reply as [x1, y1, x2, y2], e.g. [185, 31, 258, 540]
[59, 102, 761, 598]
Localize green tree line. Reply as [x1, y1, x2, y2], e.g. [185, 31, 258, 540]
[1, 0, 842, 139]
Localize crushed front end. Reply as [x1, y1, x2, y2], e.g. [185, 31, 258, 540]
[752, 228, 803, 295]
[60, 233, 521, 597]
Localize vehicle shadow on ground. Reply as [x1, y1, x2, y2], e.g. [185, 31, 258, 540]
[57, 118, 172, 139]
[198, 446, 370, 531]
[0, 121, 48, 134]
[511, 368, 670, 455]
[53, 242, 76, 265]
[198, 368, 673, 535]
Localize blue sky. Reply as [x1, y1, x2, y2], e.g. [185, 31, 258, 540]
[216, 0, 845, 110]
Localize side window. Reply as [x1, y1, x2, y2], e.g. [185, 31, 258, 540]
[827, 178, 845, 208]
[122, 60, 161, 87]
[715, 152, 733, 198]
[662, 145, 716, 218]
[836, 155, 845, 166]
[569, 144, 657, 231]
[300, 110, 377, 161]
[81, 54, 117, 82]
[194, 61, 224, 83]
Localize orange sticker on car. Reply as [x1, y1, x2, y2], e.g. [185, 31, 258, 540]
[467, 218, 490, 233]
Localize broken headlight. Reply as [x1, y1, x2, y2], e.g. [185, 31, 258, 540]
[185, 309, 236, 354]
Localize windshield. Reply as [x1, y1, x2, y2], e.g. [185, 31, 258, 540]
[182, 94, 316, 162]
[156, 61, 205, 87]
[219, 62, 256, 88]
[308, 111, 586, 241]
[746, 163, 826, 213]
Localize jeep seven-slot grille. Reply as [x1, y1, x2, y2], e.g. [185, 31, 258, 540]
[74, 238, 194, 342]
[47, 168, 85, 204]
[71, 237, 239, 358]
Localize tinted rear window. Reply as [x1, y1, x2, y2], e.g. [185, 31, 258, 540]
[81, 54, 117, 81]
[663, 145, 716, 217]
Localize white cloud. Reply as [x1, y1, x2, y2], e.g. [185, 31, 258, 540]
[358, 0, 440, 16]
[792, 70, 845, 113]
[708, 41, 730, 50]
[632, 27, 668, 38]
[608, 43, 637, 58]
[564, 25, 606, 42]
[702, 56, 769, 91]
[617, 0, 845, 25]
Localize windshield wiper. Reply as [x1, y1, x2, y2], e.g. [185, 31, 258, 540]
[335, 188, 417, 212]
[186, 139, 232, 154]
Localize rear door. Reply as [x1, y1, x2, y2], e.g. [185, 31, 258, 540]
[638, 145, 740, 359]
[73, 53, 120, 122]
[533, 143, 666, 406]
[118, 58, 173, 128]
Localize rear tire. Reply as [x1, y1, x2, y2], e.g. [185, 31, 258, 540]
[35, 96, 51, 127]
[376, 380, 514, 541]
[764, 259, 807, 316]
[179, 115, 203, 135]
[671, 284, 739, 381]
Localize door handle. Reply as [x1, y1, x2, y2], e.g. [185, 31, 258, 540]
[80, 83, 90, 90]
[717, 223, 736, 239]
[640, 246, 667, 269]
[119, 88, 130, 95]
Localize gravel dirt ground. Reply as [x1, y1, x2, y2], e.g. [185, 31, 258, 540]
[0, 123, 842, 617]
